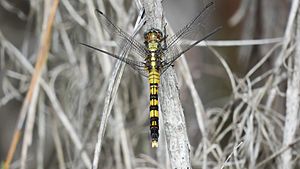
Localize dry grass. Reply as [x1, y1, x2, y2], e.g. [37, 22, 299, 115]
[0, 0, 300, 169]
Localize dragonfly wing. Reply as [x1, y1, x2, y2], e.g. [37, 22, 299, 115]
[81, 43, 147, 76]
[161, 27, 221, 74]
[130, 65, 149, 77]
[160, 1, 221, 74]
[165, 2, 215, 50]
[95, 10, 148, 58]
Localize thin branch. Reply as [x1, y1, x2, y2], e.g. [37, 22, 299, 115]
[228, 0, 250, 26]
[208, 47, 237, 98]
[92, 38, 284, 48]
[143, 0, 191, 168]
[257, 137, 300, 168]
[280, 1, 300, 168]
[266, 0, 299, 113]
[51, 115, 67, 169]
[183, 37, 283, 47]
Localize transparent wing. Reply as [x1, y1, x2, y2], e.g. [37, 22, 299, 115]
[161, 27, 221, 74]
[81, 43, 148, 76]
[95, 10, 149, 58]
[161, 1, 220, 73]
[165, 2, 215, 50]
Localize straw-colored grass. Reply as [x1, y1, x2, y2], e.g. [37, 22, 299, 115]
[0, 0, 299, 169]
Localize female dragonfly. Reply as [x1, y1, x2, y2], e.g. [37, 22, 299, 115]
[81, 2, 220, 148]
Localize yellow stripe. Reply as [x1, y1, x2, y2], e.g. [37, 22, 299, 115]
[150, 88, 158, 94]
[152, 121, 157, 126]
[150, 110, 159, 117]
[150, 110, 154, 117]
[152, 141, 158, 148]
[150, 99, 158, 106]
[149, 80, 159, 84]
[148, 70, 160, 84]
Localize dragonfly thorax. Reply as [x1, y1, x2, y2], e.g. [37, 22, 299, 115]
[144, 28, 163, 52]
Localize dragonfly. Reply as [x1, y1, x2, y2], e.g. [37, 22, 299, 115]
[81, 1, 221, 148]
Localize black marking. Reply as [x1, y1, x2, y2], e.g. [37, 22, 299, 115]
[150, 126, 159, 138]
[150, 94, 158, 99]
[162, 23, 168, 50]
[141, 8, 145, 19]
[95, 9, 103, 15]
[150, 105, 158, 110]
[150, 83, 159, 86]
[150, 125, 159, 130]
[150, 127, 159, 140]
[150, 117, 159, 122]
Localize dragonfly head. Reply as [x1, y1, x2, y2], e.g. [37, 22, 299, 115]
[144, 28, 163, 41]
[144, 28, 163, 51]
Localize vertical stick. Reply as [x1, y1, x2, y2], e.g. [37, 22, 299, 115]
[281, 0, 300, 168]
[142, 0, 192, 168]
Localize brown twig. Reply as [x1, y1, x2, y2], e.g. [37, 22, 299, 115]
[4, 0, 60, 168]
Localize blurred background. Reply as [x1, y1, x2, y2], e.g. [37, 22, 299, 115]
[1, 0, 299, 169]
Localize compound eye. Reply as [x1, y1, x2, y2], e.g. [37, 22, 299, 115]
[146, 34, 150, 41]
[157, 33, 161, 40]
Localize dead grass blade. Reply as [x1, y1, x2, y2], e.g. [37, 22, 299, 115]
[4, 0, 59, 168]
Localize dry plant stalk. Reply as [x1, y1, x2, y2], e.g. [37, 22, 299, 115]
[280, 0, 300, 169]
[1, 0, 300, 168]
[4, 0, 60, 169]
[142, 0, 192, 168]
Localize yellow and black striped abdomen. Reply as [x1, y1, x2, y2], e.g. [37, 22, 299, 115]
[148, 70, 160, 147]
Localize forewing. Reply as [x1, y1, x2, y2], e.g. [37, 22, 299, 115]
[81, 43, 148, 76]
[161, 27, 221, 74]
[161, 1, 219, 74]
[165, 2, 215, 50]
[95, 10, 148, 58]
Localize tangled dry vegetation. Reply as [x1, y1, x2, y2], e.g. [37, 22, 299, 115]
[0, 0, 300, 169]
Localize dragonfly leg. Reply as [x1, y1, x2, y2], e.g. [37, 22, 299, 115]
[161, 23, 168, 51]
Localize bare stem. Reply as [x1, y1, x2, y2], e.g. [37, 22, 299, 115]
[142, 0, 192, 168]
